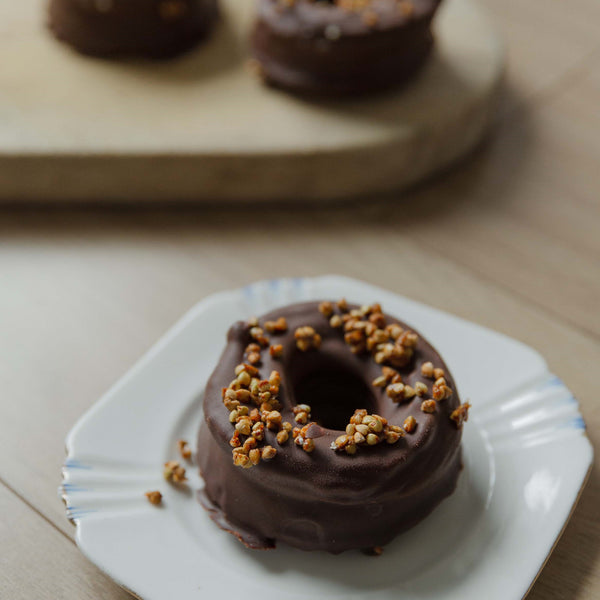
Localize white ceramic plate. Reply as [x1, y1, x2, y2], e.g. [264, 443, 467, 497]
[62, 276, 592, 600]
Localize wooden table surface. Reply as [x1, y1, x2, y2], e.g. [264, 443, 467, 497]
[1, 1, 599, 598]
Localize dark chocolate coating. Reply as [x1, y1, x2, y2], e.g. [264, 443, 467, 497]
[48, 0, 218, 59]
[250, 0, 442, 96]
[198, 301, 462, 553]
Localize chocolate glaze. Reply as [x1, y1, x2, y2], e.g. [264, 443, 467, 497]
[48, 0, 218, 59]
[251, 0, 442, 95]
[197, 301, 463, 553]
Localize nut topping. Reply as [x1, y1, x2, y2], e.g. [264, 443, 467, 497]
[145, 490, 163, 505]
[163, 461, 187, 483]
[421, 399, 437, 414]
[177, 439, 192, 460]
[450, 402, 471, 428]
[403, 415, 417, 433]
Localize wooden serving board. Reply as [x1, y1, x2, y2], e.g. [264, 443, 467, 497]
[0, 0, 503, 202]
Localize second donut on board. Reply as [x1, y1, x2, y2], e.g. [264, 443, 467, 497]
[48, 0, 219, 58]
[250, 0, 443, 95]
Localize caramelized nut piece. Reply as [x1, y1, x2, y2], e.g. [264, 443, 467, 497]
[233, 452, 250, 468]
[247, 352, 261, 365]
[450, 402, 471, 429]
[368, 417, 384, 433]
[433, 382, 452, 401]
[242, 362, 260, 377]
[403, 415, 417, 433]
[145, 490, 162, 505]
[243, 436, 257, 452]
[235, 419, 252, 436]
[252, 422, 265, 441]
[400, 331, 419, 348]
[372, 375, 388, 387]
[296, 339, 310, 351]
[345, 443, 357, 455]
[385, 430, 401, 444]
[270, 344, 283, 358]
[249, 326, 263, 339]
[421, 399, 437, 414]
[355, 424, 369, 436]
[243, 345, 261, 359]
[302, 438, 315, 453]
[403, 385, 416, 399]
[294, 411, 308, 424]
[177, 439, 192, 460]
[366, 433, 379, 446]
[354, 432, 366, 445]
[386, 382, 405, 402]
[414, 381, 428, 397]
[330, 314, 343, 328]
[237, 370, 251, 387]
[249, 448, 261, 466]
[369, 312, 386, 329]
[265, 410, 282, 430]
[332, 434, 349, 450]
[163, 460, 187, 483]
[295, 326, 321, 351]
[261, 445, 277, 460]
[386, 323, 404, 340]
[433, 367, 445, 380]
[264, 317, 287, 334]
[276, 430, 289, 445]
[421, 362, 435, 378]
[319, 301, 334, 317]
[337, 298, 349, 312]
[235, 389, 251, 403]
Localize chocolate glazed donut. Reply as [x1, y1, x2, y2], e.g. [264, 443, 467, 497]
[250, 0, 442, 95]
[48, 0, 218, 59]
[197, 301, 469, 553]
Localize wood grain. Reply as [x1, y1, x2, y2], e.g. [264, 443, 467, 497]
[0, 213, 598, 600]
[400, 55, 600, 337]
[479, 0, 600, 115]
[0, 482, 131, 599]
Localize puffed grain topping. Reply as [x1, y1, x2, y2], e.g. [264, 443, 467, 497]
[319, 301, 334, 317]
[177, 439, 192, 460]
[145, 490, 163, 505]
[331, 410, 404, 453]
[294, 326, 322, 351]
[327, 299, 418, 369]
[163, 460, 187, 483]
[450, 402, 471, 429]
[421, 399, 437, 414]
[403, 415, 417, 433]
[265, 317, 288, 334]
[270, 344, 283, 358]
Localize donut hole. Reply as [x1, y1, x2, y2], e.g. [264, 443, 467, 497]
[291, 354, 376, 431]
